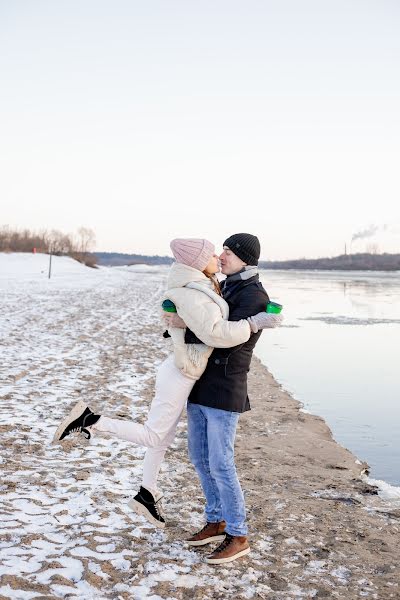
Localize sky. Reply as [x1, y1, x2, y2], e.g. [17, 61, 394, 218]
[1, 0, 399, 260]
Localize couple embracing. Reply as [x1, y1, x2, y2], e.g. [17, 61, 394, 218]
[53, 233, 281, 565]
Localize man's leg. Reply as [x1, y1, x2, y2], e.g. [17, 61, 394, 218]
[187, 403, 223, 523]
[205, 406, 247, 536]
[198, 406, 250, 564]
[186, 403, 227, 545]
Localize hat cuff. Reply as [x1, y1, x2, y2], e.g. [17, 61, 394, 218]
[224, 243, 258, 265]
[238, 248, 258, 265]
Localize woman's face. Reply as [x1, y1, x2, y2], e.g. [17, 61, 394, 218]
[203, 254, 220, 275]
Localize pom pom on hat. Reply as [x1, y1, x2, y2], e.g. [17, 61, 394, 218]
[170, 238, 215, 271]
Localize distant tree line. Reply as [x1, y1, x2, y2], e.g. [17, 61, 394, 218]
[0, 225, 97, 267]
[259, 253, 400, 271]
[94, 252, 173, 267]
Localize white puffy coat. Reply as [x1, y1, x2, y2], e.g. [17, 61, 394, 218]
[163, 263, 251, 380]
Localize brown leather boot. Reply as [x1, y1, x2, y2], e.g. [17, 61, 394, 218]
[186, 521, 226, 546]
[205, 533, 250, 564]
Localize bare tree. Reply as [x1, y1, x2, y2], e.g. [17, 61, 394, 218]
[76, 227, 96, 254]
[366, 243, 380, 255]
[47, 229, 71, 255]
[0, 225, 97, 267]
[0, 225, 11, 251]
[70, 227, 97, 267]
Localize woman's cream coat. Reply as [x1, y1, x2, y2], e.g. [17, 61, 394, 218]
[163, 263, 251, 380]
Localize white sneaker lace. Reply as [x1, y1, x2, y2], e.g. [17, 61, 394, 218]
[154, 496, 164, 519]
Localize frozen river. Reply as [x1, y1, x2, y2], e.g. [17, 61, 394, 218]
[256, 269, 400, 487]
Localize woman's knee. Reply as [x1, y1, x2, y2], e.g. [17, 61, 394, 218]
[143, 426, 164, 448]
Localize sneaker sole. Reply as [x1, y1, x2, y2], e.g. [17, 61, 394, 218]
[205, 546, 250, 564]
[127, 498, 166, 529]
[186, 534, 226, 547]
[52, 400, 88, 444]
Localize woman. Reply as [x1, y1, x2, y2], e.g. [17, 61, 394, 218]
[53, 238, 281, 527]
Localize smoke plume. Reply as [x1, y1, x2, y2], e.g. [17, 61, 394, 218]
[351, 225, 379, 243]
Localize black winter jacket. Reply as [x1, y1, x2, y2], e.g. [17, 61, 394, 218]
[186, 274, 269, 413]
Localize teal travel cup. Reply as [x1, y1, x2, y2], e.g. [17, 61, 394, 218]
[162, 299, 177, 313]
[266, 301, 283, 314]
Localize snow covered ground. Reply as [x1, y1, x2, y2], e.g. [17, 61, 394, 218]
[0, 254, 192, 598]
[0, 254, 276, 600]
[1, 254, 399, 600]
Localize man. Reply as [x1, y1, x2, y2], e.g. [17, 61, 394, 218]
[184, 233, 269, 565]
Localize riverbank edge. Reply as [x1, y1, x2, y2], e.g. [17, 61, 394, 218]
[224, 354, 400, 596]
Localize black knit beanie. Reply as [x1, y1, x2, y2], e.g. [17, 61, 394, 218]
[223, 233, 261, 265]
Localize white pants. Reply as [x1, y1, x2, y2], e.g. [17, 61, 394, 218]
[93, 354, 195, 494]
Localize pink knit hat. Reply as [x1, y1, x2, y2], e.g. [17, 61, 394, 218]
[170, 238, 215, 271]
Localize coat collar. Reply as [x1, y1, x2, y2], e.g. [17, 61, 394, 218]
[224, 265, 258, 284]
[221, 272, 259, 302]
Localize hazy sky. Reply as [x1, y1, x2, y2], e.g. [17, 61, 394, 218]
[1, 1, 399, 260]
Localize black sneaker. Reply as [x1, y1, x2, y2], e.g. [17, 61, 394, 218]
[128, 486, 166, 529]
[52, 400, 100, 443]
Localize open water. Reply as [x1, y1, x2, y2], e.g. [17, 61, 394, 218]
[256, 269, 400, 487]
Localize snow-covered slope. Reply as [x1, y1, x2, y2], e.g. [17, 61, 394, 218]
[0, 252, 102, 285]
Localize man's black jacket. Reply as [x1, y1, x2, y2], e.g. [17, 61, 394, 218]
[186, 274, 269, 413]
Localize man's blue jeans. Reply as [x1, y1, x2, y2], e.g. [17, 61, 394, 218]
[187, 403, 247, 536]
